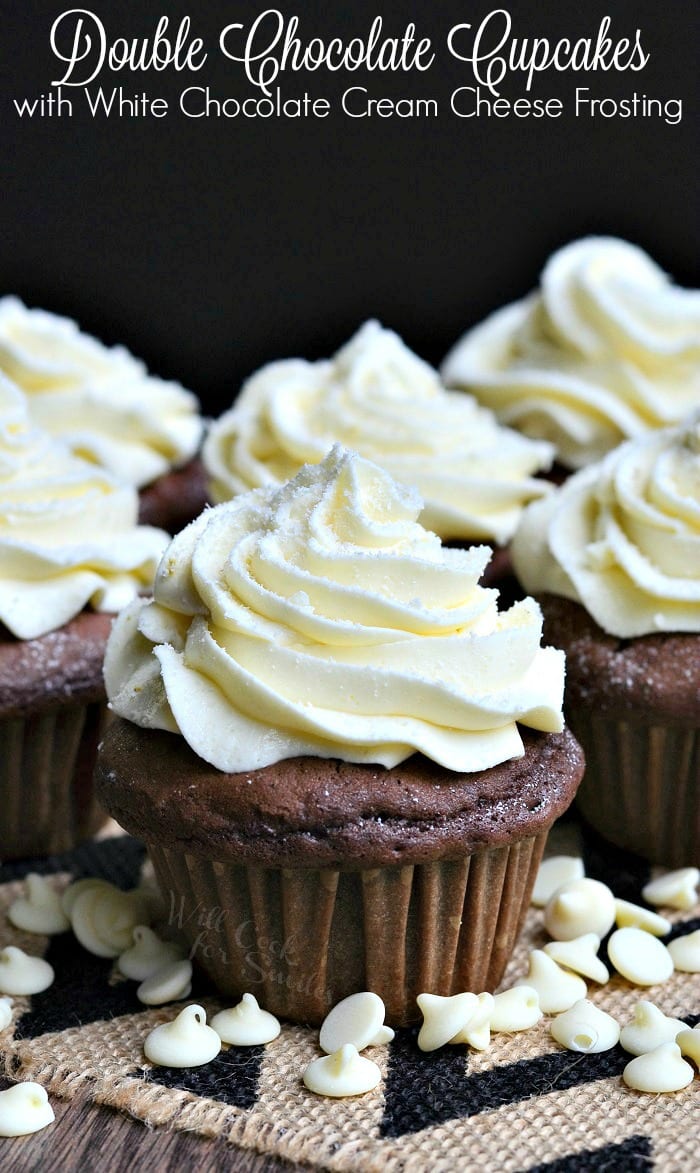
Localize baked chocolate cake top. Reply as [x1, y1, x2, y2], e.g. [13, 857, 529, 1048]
[0, 610, 111, 719]
[541, 594, 700, 725]
[137, 457, 208, 533]
[96, 720, 584, 869]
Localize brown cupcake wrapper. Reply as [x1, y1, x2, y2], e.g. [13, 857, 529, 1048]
[0, 702, 110, 860]
[149, 831, 547, 1027]
[570, 712, 699, 867]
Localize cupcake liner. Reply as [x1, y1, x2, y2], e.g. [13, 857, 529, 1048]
[570, 712, 699, 867]
[0, 702, 109, 860]
[149, 831, 547, 1027]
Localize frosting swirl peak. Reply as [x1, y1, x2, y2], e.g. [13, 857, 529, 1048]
[106, 447, 565, 774]
[203, 321, 553, 544]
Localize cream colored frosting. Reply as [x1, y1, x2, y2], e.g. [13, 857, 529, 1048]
[0, 379, 168, 638]
[203, 321, 553, 544]
[511, 418, 700, 638]
[105, 446, 565, 774]
[442, 238, 700, 468]
[0, 297, 202, 488]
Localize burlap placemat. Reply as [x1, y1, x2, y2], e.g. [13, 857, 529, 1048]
[0, 820, 698, 1172]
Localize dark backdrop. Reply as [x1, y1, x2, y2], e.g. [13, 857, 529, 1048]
[2, 0, 698, 415]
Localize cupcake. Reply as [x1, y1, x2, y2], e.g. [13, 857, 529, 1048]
[0, 379, 169, 859]
[442, 237, 700, 470]
[0, 297, 206, 532]
[97, 446, 583, 1025]
[203, 320, 554, 583]
[511, 417, 700, 866]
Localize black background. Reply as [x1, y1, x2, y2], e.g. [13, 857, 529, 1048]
[2, 0, 698, 416]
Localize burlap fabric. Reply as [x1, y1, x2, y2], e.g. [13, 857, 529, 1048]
[0, 821, 698, 1172]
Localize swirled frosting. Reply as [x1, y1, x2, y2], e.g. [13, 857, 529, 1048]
[442, 238, 700, 469]
[511, 417, 700, 637]
[203, 321, 553, 545]
[0, 379, 169, 639]
[0, 297, 203, 488]
[105, 446, 565, 774]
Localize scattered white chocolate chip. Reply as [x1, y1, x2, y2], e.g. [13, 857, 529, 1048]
[614, 899, 671, 938]
[544, 933, 609, 984]
[8, 874, 70, 935]
[70, 885, 153, 959]
[137, 959, 193, 1006]
[623, 1042, 694, 1093]
[61, 877, 114, 919]
[676, 1026, 700, 1067]
[514, 951, 587, 1014]
[303, 1044, 381, 1098]
[211, 993, 281, 1046]
[319, 991, 394, 1054]
[532, 856, 585, 907]
[667, 930, 700, 973]
[544, 878, 616, 941]
[608, 928, 674, 987]
[619, 1002, 688, 1056]
[0, 997, 12, 1031]
[117, 927, 187, 981]
[0, 947, 54, 996]
[144, 1004, 221, 1068]
[550, 999, 620, 1053]
[642, 869, 699, 912]
[450, 992, 495, 1050]
[0, 1082, 55, 1137]
[416, 992, 478, 1052]
[489, 986, 542, 1033]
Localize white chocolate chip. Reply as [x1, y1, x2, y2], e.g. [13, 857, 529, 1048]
[8, 874, 70, 935]
[416, 992, 478, 1052]
[0, 1082, 55, 1137]
[619, 1001, 688, 1056]
[319, 992, 394, 1054]
[667, 930, 700, 973]
[544, 878, 616, 941]
[137, 959, 193, 1006]
[614, 899, 671, 937]
[544, 933, 609, 984]
[303, 1044, 381, 1098]
[550, 999, 620, 1053]
[70, 885, 153, 959]
[489, 986, 542, 1033]
[623, 1042, 694, 1093]
[210, 993, 281, 1046]
[0, 947, 54, 996]
[531, 856, 585, 907]
[514, 951, 588, 1014]
[144, 1004, 221, 1068]
[0, 997, 12, 1031]
[608, 928, 674, 986]
[642, 869, 699, 912]
[676, 1026, 700, 1067]
[117, 927, 187, 981]
[450, 992, 495, 1050]
[61, 878, 114, 919]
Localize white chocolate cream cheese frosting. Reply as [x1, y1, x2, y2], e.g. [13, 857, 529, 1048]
[511, 417, 700, 638]
[105, 446, 565, 774]
[442, 238, 700, 469]
[203, 320, 554, 545]
[0, 297, 203, 489]
[0, 379, 169, 639]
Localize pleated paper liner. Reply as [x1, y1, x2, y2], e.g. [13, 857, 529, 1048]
[149, 832, 546, 1026]
[571, 713, 699, 868]
[0, 702, 109, 860]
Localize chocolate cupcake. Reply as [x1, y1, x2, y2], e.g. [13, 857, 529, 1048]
[98, 447, 583, 1024]
[202, 320, 554, 586]
[0, 297, 206, 532]
[0, 380, 168, 859]
[512, 418, 700, 866]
